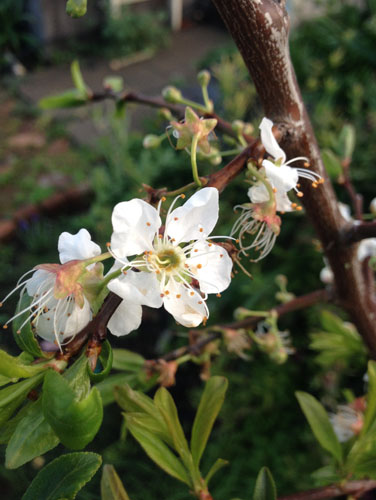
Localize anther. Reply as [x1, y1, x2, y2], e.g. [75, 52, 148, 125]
[312, 182, 318, 188]
[216, 293, 221, 298]
[220, 254, 223, 258]
[198, 301, 203, 304]
[106, 242, 111, 247]
[3, 325, 8, 329]
[123, 270, 127, 275]
[165, 290, 170, 295]
[174, 217, 178, 221]
[146, 222, 151, 226]
[304, 162, 310, 167]
[161, 196, 166, 202]
[273, 188, 277, 193]
[0, 303, 2, 307]
[194, 249, 198, 252]
[197, 264, 202, 269]
[180, 194, 186, 199]
[297, 191, 304, 198]
[297, 206, 303, 211]
[160, 293, 165, 297]
[208, 243, 212, 247]
[190, 291, 195, 296]
[158, 234, 163, 239]
[199, 228, 203, 233]
[16, 329, 21, 334]
[176, 294, 181, 299]
[297, 183, 301, 188]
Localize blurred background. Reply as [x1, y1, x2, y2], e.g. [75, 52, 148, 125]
[0, 0, 375, 498]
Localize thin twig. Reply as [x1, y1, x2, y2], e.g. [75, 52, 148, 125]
[341, 221, 376, 244]
[278, 480, 376, 500]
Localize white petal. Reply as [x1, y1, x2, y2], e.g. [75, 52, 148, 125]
[320, 266, 334, 285]
[26, 269, 55, 296]
[186, 241, 232, 294]
[163, 279, 207, 327]
[263, 160, 299, 193]
[338, 202, 353, 222]
[107, 271, 163, 309]
[107, 300, 142, 337]
[58, 228, 101, 264]
[111, 199, 161, 257]
[247, 184, 269, 204]
[166, 187, 219, 244]
[358, 238, 376, 261]
[275, 190, 293, 212]
[259, 117, 286, 163]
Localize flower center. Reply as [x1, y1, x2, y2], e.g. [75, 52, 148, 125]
[149, 244, 186, 275]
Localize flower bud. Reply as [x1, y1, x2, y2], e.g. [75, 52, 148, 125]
[143, 134, 161, 149]
[162, 86, 182, 103]
[197, 69, 211, 87]
[158, 107, 173, 121]
[232, 120, 245, 135]
[270, 347, 288, 364]
[243, 123, 254, 136]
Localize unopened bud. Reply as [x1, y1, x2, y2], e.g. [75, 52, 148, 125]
[162, 86, 182, 103]
[197, 69, 211, 87]
[232, 120, 245, 135]
[158, 107, 173, 121]
[243, 123, 254, 136]
[234, 306, 252, 321]
[270, 347, 288, 364]
[370, 198, 376, 214]
[143, 134, 161, 149]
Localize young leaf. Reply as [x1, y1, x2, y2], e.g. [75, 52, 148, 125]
[363, 361, 376, 434]
[296, 391, 343, 464]
[154, 387, 191, 467]
[338, 124, 356, 161]
[321, 149, 342, 179]
[191, 376, 228, 467]
[0, 401, 32, 445]
[101, 464, 131, 500]
[205, 458, 229, 487]
[66, 0, 87, 18]
[122, 412, 174, 448]
[0, 349, 49, 379]
[103, 76, 124, 93]
[112, 349, 145, 372]
[88, 340, 113, 383]
[253, 467, 277, 500]
[12, 294, 46, 358]
[125, 416, 191, 486]
[39, 90, 88, 110]
[5, 399, 60, 469]
[71, 60, 88, 94]
[42, 370, 103, 450]
[22, 452, 102, 500]
[95, 374, 141, 406]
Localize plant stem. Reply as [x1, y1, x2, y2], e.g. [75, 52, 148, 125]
[191, 134, 202, 187]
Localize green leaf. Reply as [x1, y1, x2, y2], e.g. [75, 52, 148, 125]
[253, 467, 277, 500]
[0, 372, 44, 410]
[66, 0, 87, 18]
[0, 349, 50, 379]
[0, 401, 32, 445]
[122, 412, 174, 449]
[296, 391, 342, 464]
[88, 341, 113, 383]
[103, 76, 124, 93]
[101, 464, 131, 500]
[321, 149, 342, 179]
[42, 370, 103, 450]
[71, 60, 87, 93]
[204, 458, 229, 487]
[95, 374, 139, 406]
[5, 398, 60, 469]
[112, 349, 145, 372]
[22, 452, 102, 500]
[191, 376, 228, 467]
[39, 89, 88, 110]
[338, 124, 356, 161]
[12, 294, 46, 358]
[363, 361, 376, 435]
[125, 416, 190, 486]
[154, 387, 191, 466]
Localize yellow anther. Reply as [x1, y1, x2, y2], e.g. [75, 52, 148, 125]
[165, 290, 170, 295]
[106, 242, 111, 247]
[199, 228, 203, 232]
[297, 191, 304, 198]
[174, 217, 179, 221]
[198, 301, 203, 304]
[216, 293, 221, 298]
[161, 196, 166, 202]
[180, 194, 186, 199]
[304, 162, 310, 168]
[146, 222, 151, 226]
[197, 264, 202, 269]
[190, 291, 194, 296]
[176, 294, 181, 299]
[160, 293, 165, 297]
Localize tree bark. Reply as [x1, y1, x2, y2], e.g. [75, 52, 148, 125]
[211, 0, 376, 354]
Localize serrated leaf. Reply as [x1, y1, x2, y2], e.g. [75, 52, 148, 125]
[125, 416, 190, 486]
[71, 60, 87, 93]
[101, 464, 131, 500]
[5, 398, 60, 469]
[0, 349, 49, 379]
[12, 294, 46, 358]
[42, 370, 103, 450]
[154, 387, 191, 467]
[253, 467, 277, 500]
[39, 89, 88, 110]
[66, 0, 87, 18]
[112, 349, 145, 372]
[296, 391, 342, 464]
[88, 341, 113, 383]
[204, 458, 229, 486]
[22, 452, 101, 500]
[191, 376, 228, 467]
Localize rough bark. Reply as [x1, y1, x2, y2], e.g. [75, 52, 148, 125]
[212, 0, 376, 354]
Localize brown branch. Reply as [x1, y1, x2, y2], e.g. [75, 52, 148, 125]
[278, 480, 376, 500]
[342, 221, 376, 245]
[161, 289, 329, 362]
[340, 158, 363, 221]
[212, 0, 376, 355]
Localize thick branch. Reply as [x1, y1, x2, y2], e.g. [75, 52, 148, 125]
[278, 480, 376, 500]
[212, 0, 376, 354]
[342, 221, 376, 244]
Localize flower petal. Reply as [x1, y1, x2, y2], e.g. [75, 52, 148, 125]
[263, 160, 299, 193]
[358, 238, 376, 261]
[166, 187, 219, 244]
[259, 117, 286, 163]
[107, 301, 143, 337]
[107, 271, 163, 309]
[163, 279, 208, 327]
[275, 190, 293, 212]
[247, 183, 269, 204]
[58, 228, 101, 264]
[111, 199, 161, 257]
[186, 241, 232, 294]
[26, 269, 55, 296]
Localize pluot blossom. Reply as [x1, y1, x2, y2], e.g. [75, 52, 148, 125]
[1, 229, 101, 348]
[330, 399, 365, 442]
[107, 187, 232, 334]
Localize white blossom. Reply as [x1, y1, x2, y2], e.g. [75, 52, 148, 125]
[330, 404, 363, 442]
[107, 188, 232, 332]
[1, 229, 101, 348]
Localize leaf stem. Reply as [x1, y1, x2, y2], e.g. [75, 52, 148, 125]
[191, 134, 202, 187]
